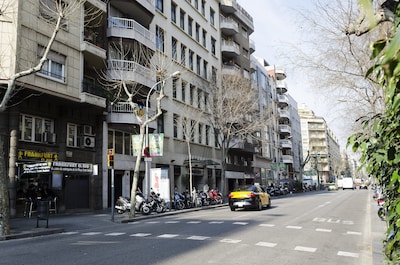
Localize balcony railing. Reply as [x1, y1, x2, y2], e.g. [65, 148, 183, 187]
[221, 40, 240, 56]
[220, 16, 239, 35]
[108, 16, 155, 47]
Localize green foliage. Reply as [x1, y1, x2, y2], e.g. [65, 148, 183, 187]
[348, 3, 400, 262]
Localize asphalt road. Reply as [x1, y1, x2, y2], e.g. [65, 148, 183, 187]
[0, 189, 386, 265]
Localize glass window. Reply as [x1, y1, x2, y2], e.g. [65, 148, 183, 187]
[188, 17, 193, 36]
[156, 0, 163, 12]
[156, 26, 165, 52]
[172, 37, 177, 60]
[20, 114, 55, 143]
[173, 114, 179, 138]
[189, 50, 194, 71]
[37, 47, 66, 83]
[171, 2, 177, 23]
[210, 8, 215, 25]
[180, 10, 185, 30]
[211, 37, 216, 55]
[201, 0, 205, 16]
[181, 81, 186, 102]
[67, 123, 78, 147]
[157, 112, 165, 133]
[195, 23, 200, 42]
[202, 29, 207, 47]
[196, 55, 201, 75]
[180, 44, 186, 65]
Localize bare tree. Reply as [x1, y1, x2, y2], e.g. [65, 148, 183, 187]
[208, 74, 267, 195]
[100, 40, 179, 218]
[0, 0, 90, 236]
[285, 0, 391, 139]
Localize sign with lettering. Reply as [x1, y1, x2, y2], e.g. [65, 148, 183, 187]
[22, 162, 52, 174]
[18, 150, 59, 161]
[51, 161, 93, 173]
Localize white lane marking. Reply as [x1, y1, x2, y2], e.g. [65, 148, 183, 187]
[343, 220, 354, 225]
[233, 222, 248, 225]
[259, 224, 275, 227]
[294, 246, 317, 252]
[286, 225, 302, 229]
[327, 218, 340, 224]
[337, 251, 359, 258]
[347, 231, 362, 235]
[313, 217, 326, 222]
[81, 232, 102, 236]
[165, 221, 180, 224]
[146, 221, 160, 224]
[158, 234, 179, 238]
[187, 236, 210, 240]
[130, 233, 151, 237]
[72, 241, 118, 245]
[220, 238, 241, 243]
[209, 221, 224, 224]
[256, 242, 277, 247]
[187, 221, 201, 224]
[62, 232, 79, 235]
[105, 232, 126, 236]
[316, 228, 332, 233]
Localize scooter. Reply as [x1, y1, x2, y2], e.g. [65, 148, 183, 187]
[115, 191, 152, 215]
[148, 191, 167, 213]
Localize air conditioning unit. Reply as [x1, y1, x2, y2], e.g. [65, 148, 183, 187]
[42, 132, 56, 143]
[82, 136, 95, 148]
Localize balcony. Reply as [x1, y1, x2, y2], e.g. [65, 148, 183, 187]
[282, 154, 293, 164]
[220, 0, 237, 14]
[249, 39, 255, 54]
[222, 64, 241, 76]
[275, 68, 286, 80]
[110, 0, 155, 26]
[107, 17, 155, 51]
[278, 109, 290, 119]
[107, 59, 156, 88]
[220, 16, 239, 35]
[80, 77, 106, 107]
[221, 40, 240, 57]
[107, 102, 156, 129]
[279, 124, 291, 134]
[86, 0, 107, 12]
[276, 79, 287, 94]
[280, 139, 292, 149]
[278, 94, 289, 107]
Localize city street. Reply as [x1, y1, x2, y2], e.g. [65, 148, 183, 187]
[1, 190, 386, 265]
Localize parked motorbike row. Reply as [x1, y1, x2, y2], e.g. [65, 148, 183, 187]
[115, 188, 223, 215]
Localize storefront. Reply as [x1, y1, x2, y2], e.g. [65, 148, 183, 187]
[17, 150, 96, 214]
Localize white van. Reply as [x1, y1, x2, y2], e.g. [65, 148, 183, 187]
[342, 177, 355, 190]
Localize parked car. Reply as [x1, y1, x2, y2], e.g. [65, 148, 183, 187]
[325, 183, 338, 191]
[228, 184, 271, 211]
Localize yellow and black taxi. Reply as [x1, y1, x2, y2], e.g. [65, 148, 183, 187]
[228, 184, 271, 211]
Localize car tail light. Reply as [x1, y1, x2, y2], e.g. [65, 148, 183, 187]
[249, 193, 256, 198]
[228, 194, 233, 198]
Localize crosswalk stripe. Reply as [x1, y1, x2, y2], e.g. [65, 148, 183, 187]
[294, 246, 317, 252]
[316, 228, 332, 232]
[256, 241, 277, 247]
[187, 236, 209, 240]
[187, 221, 201, 224]
[130, 233, 151, 237]
[286, 225, 302, 229]
[220, 238, 241, 243]
[158, 234, 179, 238]
[346, 231, 362, 235]
[259, 223, 275, 227]
[337, 251, 359, 258]
[233, 222, 248, 225]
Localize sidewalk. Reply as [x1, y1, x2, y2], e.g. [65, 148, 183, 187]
[1, 204, 228, 241]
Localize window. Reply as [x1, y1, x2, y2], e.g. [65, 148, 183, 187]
[173, 114, 179, 138]
[157, 113, 165, 133]
[201, 0, 205, 16]
[204, 91, 209, 109]
[202, 30, 207, 47]
[171, 2, 177, 23]
[188, 17, 193, 36]
[156, 0, 164, 12]
[196, 55, 201, 75]
[205, 125, 210, 145]
[203, 60, 208, 79]
[108, 130, 133, 155]
[180, 10, 185, 30]
[194, 0, 198, 9]
[195, 23, 200, 42]
[19, 114, 54, 143]
[197, 89, 202, 109]
[190, 84, 195, 105]
[181, 81, 186, 102]
[210, 8, 215, 25]
[198, 123, 203, 144]
[211, 37, 216, 55]
[172, 77, 177, 98]
[156, 26, 165, 52]
[180, 44, 186, 65]
[40, 0, 67, 29]
[211, 67, 217, 84]
[37, 46, 66, 82]
[189, 50, 194, 71]
[172, 37, 177, 60]
[67, 123, 78, 147]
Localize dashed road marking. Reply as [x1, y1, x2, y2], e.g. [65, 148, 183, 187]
[146, 221, 160, 224]
[72, 241, 118, 245]
[313, 217, 326, 222]
[286, 225, 302, 229]
[337, 251, 359, 258]
[256, 241, 277, 247]
[62, 231, 79, 235]
[209, 221, 224, 224]
[165, 221, 180, 224]
[233, 222, 248, 225]
[295, 246, 317, 252]
[187, 221, 201, 224]
[81, 232, 102, 236]
[105, 232, 126, 236]
[346, 231, 362, 236]
[220, 238, 241, 244]
[187, 236, 209, 240]
[343, 220, 354, 225]
[130, 233, 151, 237]
[259, 224, 275, 227]
[316, 228, 332, 233]
[327, 218, 340, 224]
[158, 234, 179, 238]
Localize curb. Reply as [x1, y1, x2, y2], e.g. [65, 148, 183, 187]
[1, 228, 64, 241]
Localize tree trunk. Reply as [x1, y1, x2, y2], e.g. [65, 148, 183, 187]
[0, 134, 10, 236]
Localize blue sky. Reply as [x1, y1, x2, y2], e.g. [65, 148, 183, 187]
[237, 0, 347, 146]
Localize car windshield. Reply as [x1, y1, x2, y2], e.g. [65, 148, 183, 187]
[233, 185, 256, 192]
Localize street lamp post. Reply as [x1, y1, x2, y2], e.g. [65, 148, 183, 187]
[143, 71, 180, 199]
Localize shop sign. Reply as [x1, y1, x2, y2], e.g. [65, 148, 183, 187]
[22, 162, 51, 174]
[18, 150, 59, 161]
[51, 161, 93, 173]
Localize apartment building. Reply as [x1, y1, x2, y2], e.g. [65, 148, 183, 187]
[298, 104, 341, 185]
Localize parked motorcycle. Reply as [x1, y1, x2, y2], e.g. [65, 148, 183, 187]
[174, 191, 186, 210]
[148, 191, 167, 213]
[208, 189, 223, 204]
[115, 190, 151, 215]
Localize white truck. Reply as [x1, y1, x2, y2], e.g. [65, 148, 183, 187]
[342, 177, 355, 190]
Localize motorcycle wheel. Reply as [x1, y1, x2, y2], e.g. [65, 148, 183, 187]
[141, 205, 151, 215]
[176, 201, 185, 210]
